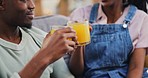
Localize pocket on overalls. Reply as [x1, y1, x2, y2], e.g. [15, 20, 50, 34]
[114, 31, 132, 66]
[95, 32, 131, 68]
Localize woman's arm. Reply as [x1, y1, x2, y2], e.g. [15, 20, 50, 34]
[127, 48, 146, 78]
[69, 46, 85, 77]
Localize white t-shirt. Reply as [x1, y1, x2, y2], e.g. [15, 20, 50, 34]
[0, 26, 74, 78]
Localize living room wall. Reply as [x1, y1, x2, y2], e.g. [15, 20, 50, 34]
[34, 0, 99, 16]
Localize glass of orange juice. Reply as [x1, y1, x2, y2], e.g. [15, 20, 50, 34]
[50, 25, 73, 41]
[50, 25, 65, 34]
[67, 20, 91, 46]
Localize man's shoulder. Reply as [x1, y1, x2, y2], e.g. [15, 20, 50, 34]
[21, 26, 47, 38]
[20, 26, 47, 45]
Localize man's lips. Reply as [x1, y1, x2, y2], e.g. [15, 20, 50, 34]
[26, 12, 34, 19]
[26, 14, 34, 19]
[26, 11, 34, 19]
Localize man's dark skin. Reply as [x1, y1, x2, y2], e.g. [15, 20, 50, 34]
[0, 0, 76, 78]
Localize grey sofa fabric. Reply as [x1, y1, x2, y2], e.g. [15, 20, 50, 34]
[32, 15, 68, 32]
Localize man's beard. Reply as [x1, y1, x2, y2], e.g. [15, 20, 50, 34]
[19, 22, 32, 29]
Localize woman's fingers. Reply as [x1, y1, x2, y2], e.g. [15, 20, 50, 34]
[89, 25, 92, 32]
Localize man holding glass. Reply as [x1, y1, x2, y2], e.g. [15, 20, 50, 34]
[0, 0, 76, 78]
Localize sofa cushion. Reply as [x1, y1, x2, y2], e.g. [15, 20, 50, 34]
[32, 15, 68, 32]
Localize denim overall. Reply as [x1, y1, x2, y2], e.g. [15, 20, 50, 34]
[84, 4, 148, 78]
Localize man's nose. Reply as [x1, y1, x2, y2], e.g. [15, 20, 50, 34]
[27, 0, 35, 10]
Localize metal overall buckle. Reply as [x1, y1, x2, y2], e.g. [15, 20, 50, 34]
[123, 21, 130, 28]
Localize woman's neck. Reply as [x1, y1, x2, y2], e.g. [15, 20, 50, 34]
[102, 2, 124, 23]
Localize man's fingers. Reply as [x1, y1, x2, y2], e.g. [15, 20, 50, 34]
[66, 42, 76, 52]
[65, 33, 77, 39]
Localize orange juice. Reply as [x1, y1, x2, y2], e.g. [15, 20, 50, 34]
[69, 22, 90, 46]
[50, 26, 72, 40]
[50, 26, 65, 34]
[50, 29, 56, 34]
[145, 55, 148, 67]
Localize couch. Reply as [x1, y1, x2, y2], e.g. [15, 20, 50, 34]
[32, 15, 68, 32]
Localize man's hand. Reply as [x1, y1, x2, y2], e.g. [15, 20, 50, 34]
[41, 27, 77, 63]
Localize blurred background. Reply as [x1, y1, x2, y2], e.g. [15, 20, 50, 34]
[34, 0, 100, 16]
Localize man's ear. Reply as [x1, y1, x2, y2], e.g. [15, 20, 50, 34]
[0, 0, 4, 10]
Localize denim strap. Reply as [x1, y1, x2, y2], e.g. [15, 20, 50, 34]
[123, 5, 137, 28]
[89, 3, 99, 24]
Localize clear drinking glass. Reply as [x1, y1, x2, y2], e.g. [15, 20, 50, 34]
[67, 20, 91, 46]
[50, 25, 65, 34]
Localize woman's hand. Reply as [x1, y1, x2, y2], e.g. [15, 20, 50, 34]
[89, 25, 92, 32]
